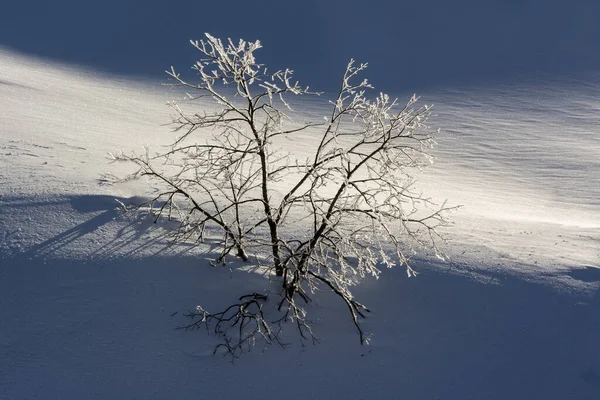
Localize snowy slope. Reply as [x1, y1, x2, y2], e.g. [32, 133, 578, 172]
[422, 76, 600, 282]
[1, 49, 599, 399]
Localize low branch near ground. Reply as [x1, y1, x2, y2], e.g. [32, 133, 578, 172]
[178, 293, 284, 359]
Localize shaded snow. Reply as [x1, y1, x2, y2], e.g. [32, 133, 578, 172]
[1, 49, 599, 399]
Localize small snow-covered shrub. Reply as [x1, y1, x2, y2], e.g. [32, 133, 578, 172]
[112, 34, 453, 357]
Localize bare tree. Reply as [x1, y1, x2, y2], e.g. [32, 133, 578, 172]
[111, 33, 455, 358]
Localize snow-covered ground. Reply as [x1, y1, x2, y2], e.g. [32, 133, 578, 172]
[1, 48, 599, 399]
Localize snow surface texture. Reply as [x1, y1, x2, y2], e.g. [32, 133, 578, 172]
[1, 49, 599, 399]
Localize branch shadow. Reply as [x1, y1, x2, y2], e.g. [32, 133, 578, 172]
[16, 194, 169, 260]
[8, 193, 224, 262]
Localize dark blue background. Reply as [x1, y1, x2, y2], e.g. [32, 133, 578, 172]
[2, 0, 599, 93]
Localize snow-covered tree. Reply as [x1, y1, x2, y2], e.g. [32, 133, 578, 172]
[112, 33, 454, 357]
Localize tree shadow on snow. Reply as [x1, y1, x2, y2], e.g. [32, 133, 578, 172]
[15, 194, 173, 260]
[2, 193, 264, 267]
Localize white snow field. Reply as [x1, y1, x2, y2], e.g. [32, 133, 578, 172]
[1, 48, 599, 399]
